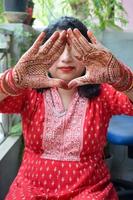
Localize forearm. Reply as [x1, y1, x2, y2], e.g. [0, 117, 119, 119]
[109, 58, 133, 95]
[110, 60, 133, 101]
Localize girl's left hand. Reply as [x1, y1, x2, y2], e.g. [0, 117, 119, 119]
[67, 28, 121, 88]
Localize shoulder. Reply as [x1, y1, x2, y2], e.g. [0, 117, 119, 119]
[100, 83, 120, 100]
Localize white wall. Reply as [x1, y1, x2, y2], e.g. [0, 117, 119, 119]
[122, 0, 133, 30]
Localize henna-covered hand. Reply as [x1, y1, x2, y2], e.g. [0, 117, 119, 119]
[13, 31, 67, 89]
[67, 28, 122, 89]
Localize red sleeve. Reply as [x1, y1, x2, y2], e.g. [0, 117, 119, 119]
[100, 84, 133, 116]
[0, 90, 28, 114]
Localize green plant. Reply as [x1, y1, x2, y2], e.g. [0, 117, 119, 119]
[10, 27, 38, 66]
[16, 28, 37, 54]
[9, 28, 38, 135]
[9, 114, 22, 136]
[5, 27, 38, 135]
[33, 0, 54, 24]
[86, 0, 128, 30]
[10, 122, 22, 136]
[0, 0, 5, 24]
[33, 0, 128, 31]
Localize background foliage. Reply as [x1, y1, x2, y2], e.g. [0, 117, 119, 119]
[33, 0, 128, 31]
[0, 0, 5, 23]
[0, 0, 128, 30]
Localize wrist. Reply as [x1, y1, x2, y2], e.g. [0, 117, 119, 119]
[110, 62, 133, 92]
[0, 69, 24, 96]
[107, 55, 122, 83]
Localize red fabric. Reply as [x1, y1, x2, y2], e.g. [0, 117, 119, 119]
[0, 84, 133, 200]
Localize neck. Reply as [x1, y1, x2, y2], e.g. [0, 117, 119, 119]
[58, 87, 76, 97]
[58, 88, 77, 110]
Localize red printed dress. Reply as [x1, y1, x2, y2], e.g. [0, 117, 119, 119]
[0, 84, 133, 200]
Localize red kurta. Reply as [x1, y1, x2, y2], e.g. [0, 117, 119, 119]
[0, 84, 133, 200]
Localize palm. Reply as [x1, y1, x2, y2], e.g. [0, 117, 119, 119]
[67, 29, 120, 88]
[14, 31, 67, 89]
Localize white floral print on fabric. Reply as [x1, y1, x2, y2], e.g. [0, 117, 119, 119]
[41, 88, 88, 161]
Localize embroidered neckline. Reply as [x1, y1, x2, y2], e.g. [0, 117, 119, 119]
[47, 88, 78, 118]
[52, 108, 67, 117]
[41, 88, 88, 161]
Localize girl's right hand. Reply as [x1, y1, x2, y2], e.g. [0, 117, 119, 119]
[13, 31, 67, 89]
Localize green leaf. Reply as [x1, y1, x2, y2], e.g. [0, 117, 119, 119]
[10, 123, 22, 136]
[33, 0, 128, 31]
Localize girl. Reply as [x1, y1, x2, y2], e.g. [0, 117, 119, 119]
[0, 16, 133, 200]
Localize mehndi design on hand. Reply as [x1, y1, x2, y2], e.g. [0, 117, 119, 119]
[13, 31, 67, 89]
[67, 29, 132, 91]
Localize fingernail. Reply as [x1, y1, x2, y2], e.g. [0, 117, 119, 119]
[53, 31, 59, 37]
[74, 28, 80, 36]
[41, 32, 45, 35]
[40, 32, 45, 38]
[61, 30, 66, 34]
[67, 28, 72, 33]
[88, 31, 93, 37]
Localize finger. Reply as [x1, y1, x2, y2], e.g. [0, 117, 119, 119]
[31, 32, 46, 53]
[87, 31, 97, 44]
[23, 75, 67, 89]
[67, 28, 80, 46]
[73, 29, 93, 52]
[49, 30, 66, 56]
[66, 32, 70, 46]
[67, 28, 85, 55]
[87, 31, 104, 49]
[40, 31, 60, 55]
[18, 33, 46, 61]
[68, 75, 90, 89]
[24, 75, 47, 88]
[50, 43, 66, 63]
[47, 78, 68, 89]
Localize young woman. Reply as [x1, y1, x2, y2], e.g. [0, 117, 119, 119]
[0, 16, 133, 200]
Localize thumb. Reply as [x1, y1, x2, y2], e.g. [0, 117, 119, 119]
[87, 31, 97, 44]
[87, 31, 104, 49]
[31, 32, 46, 53]
[47, 78, 68, 89]
[68, 75, 90, 89]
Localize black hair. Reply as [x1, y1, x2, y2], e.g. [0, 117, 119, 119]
[43, 16, 92, 43]
[37, 16, 101, 99]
